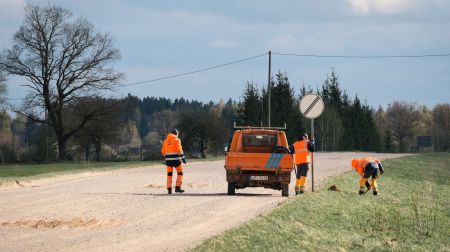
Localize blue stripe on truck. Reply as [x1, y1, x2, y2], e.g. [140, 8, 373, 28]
[265, 153, 284, 168]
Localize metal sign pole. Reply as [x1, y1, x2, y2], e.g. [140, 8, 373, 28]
[299, 94, 324, 193]
[311, 118, 314, 192]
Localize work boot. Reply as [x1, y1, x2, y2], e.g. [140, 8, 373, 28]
[167, 188, 172, 194]
[373, 191, 378, 196]
[299, 190, 304, 194]
[295, 190, 299, 195]
[175, 186, 185, 193]
[359, 190, 365, 195]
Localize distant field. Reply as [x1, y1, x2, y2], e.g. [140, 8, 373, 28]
[194, 153, 450, 251]
[0, 161, 155, 179]
[0, 156, 224, 180]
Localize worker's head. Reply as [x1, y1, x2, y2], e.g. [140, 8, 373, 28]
[302, 133, 309, 140]
[351, 159, 359, 169]
[171, 129, 179, 136]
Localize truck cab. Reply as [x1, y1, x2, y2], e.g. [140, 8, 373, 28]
[224, 124, 294, 197]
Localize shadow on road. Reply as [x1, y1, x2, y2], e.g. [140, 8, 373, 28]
[154, 192, 275, 197]
[81, 192, 275, 197]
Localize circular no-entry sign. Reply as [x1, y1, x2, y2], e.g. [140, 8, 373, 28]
[299, 94, 325, 119]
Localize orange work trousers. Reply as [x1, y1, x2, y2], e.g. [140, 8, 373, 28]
[166, 165, 183, 189]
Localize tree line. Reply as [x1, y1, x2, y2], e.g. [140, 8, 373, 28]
[1, 69, 448, 163]
[0, 4, 448, 163]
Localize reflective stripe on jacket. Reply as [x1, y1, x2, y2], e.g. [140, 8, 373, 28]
[161, 133, 185, 161]
[293, 140, 311, 164]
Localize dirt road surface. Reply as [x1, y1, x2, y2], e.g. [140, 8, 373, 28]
[0, 152, 408, 252]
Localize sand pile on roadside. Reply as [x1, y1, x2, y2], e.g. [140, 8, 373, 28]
[1, 217, 119, 229]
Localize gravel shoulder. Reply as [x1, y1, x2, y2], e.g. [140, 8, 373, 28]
[0, 152, 409, 252]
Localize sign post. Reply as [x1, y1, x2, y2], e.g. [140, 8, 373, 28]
[299, 94, 324, 192]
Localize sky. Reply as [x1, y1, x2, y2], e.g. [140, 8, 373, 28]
[1, 0, 449, 109]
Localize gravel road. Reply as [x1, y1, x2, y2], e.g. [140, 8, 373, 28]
[0, 152, 408, 252]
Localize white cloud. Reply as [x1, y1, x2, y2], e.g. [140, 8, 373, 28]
[211, 38, 238, 48]
[347, 0, 414, 15]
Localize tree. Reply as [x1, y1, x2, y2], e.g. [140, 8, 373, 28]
[151, 109, 177, 140]
[432, 103, 450, 151]
[0, 74, 7, 112]
[269, 71, 300, 140]
[383, 129, 395, 152]
[238, 81, 262, 126]
[71, 97, 124, 161]
[317, 70, 345, 151]
[0, 4, 122, 160]
[386, 101, 419, 152]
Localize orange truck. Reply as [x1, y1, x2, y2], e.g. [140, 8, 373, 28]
[224, 124, 295, 197]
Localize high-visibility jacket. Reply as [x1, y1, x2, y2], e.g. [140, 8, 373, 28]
[161, 133, 185, 162]
[293, 140, 311, 165]
[353, 156, 381, 176]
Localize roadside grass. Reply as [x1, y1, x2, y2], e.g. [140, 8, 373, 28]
[0, 155, 224, 181]
[194, 153, 450, 252]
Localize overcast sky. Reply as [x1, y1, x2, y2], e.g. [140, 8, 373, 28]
[1, 0, 449, 109]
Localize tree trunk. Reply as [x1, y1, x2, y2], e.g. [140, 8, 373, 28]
[95, 147, 101, 162]
[200, 137, 206, 159]
[84, 145, 90, 161]
[57, 136, 66, 161]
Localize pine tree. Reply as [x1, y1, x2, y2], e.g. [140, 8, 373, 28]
[238, 82, 262, 126]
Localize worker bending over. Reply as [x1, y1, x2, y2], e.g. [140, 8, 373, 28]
[351, 156, 385, 196]
[161, 129, 187, 194]
[291, 133, 315, 195]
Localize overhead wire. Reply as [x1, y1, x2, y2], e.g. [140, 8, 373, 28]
[4, 51, 450, 101]
[118, 52, 268, 87]
[272, 52, 450, 58]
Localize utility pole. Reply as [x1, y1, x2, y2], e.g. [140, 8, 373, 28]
[267, 50, 271, 127]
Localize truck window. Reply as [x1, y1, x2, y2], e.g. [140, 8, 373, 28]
[242, 134, 277, 147]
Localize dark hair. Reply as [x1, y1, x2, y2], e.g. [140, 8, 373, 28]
[171, 129, 179, 135]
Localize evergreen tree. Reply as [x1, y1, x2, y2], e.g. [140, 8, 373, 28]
[383, 129, 395, 152]
[238, 81, 262, 126]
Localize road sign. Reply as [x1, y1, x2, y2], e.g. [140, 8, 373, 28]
[299, 94, 324, 192]
[299, 94, 325, 119]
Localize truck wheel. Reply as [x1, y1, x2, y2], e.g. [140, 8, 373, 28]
[281, 184, 289, 197]
[228, 182, 236, 195]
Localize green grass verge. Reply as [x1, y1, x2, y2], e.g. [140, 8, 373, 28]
[194, 153, 450, 252]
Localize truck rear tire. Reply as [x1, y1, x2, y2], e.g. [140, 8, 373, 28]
[281, 184, 289, 197]
[228, 182, 236, 195]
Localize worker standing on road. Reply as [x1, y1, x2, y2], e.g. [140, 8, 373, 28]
[161, 129, 186, 194]
[351, 156, 385, 196]
[291, 133, 315, 195]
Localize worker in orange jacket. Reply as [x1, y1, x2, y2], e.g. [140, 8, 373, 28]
[161, 129, 186, 194]
[291, 133, 315, 195]
[351, 156, 385, 196]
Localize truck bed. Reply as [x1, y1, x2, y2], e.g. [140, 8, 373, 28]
[225, 152, 294, 171]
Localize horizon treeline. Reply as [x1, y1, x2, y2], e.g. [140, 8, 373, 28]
[0, 70, 449, 163]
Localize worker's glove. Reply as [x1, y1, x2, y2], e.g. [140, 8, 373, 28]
[182, 158, 187, 164]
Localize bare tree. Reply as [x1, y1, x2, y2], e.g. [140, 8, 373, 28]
[71, 97, 123, 162]
[0, 74, 7, 111]
[151, 109, 177, 139]
[432, 103, 450, 151]
[0, 4, 122, 160]
[386, 101, 419, 152]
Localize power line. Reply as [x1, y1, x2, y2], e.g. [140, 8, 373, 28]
[5, 51, 450, 101]
[272, 52, 450, 58]
[118, 52, 268, 87]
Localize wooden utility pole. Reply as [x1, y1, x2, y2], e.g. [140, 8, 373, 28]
[267, 50, 272, 127]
